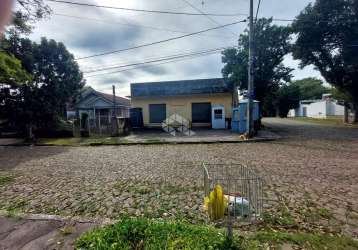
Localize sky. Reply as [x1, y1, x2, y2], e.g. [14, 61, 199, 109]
[29, 0, 322, 97]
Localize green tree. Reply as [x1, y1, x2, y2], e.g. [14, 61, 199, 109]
[0, 52, 31, 129]
[291, 77, 330, 100]
[292, 0, 358, 122]
[1, 38, 85, 135]
[222, 18, 293, 116]
[275, 84, 301, 118]
[0, 52, 31, 86]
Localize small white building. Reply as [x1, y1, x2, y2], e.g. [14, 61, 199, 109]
[288, 94, 344, 118]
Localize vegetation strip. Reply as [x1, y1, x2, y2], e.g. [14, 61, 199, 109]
[76, 217, 358, 250]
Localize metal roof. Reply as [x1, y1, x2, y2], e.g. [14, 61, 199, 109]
[131, 78, 231, 97]
[77, 87, 130, 107]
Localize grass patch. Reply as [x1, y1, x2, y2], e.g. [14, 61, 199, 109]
[4, 199, 28, 213]
[0, 175, 15, 186]
[263, 205, 297, 228]
[37, 137, 126, 146]
[144, 139, 163, 143]
[290, 117, 357, 127]
[75, 217, 358, 250]
[250, 231, 358, 250]
[76, 217, 240, 250]
[60, 226, 76, 236]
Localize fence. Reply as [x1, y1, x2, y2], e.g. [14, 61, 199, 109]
[88, 115, 113, 135]
[73, 115, 130, 136]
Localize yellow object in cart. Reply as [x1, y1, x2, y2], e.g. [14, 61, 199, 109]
[204, 185, 228, 220]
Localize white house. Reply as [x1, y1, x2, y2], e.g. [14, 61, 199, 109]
[74, 87, 130, 120]
[288, 94, 344, 118]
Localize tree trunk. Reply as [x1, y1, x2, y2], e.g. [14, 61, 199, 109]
[353, 103, 358, 123]
[28, 122, 34, 141]
[343, 102, 349, 123]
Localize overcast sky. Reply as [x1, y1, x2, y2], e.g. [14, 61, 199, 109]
[29, 0, 322, 97]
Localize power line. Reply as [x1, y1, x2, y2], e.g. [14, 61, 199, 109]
[53, 13, 234, 39]
[81, 46, 230, 71]
[83, 46, 235, 74]
[85, 49, 226, 78]
[46, 0, 247, 17]
[83, 47, 229, 73]
[76, 19, 247, 60]
[180, 0, 237, 37]
[255, 0, 262, 21]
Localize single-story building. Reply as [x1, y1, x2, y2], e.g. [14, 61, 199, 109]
[130, 78, 234, 128]
[288, 94, 344, 118]
[75, 87, 130, 121]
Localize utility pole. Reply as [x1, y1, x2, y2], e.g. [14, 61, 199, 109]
[246, 0, 255, 136]
[112, 85, 118, 136]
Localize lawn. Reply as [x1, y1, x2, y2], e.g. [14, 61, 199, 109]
[290, 116, 358, 127]
[76, 217, 358, 250]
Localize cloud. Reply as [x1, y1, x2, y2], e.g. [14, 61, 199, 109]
[29, 0, 321, 96]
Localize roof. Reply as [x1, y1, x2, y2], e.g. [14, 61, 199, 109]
[77, 87, 130, 107]
[131, 78, 231, 97]
[95, 91, 130, 106]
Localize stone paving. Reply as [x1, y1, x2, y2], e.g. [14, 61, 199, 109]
[0, 216, 96, 250]
[0, 118, 357, 239]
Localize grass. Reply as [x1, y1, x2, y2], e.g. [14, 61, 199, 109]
[290, 117, 358, 127]
[37, 137, 126, 146]
[37, 137, 165, 146]
[262, 205, 297, 228]
[60, 226, 76, 236]
[75, 217, 358, 250]
[0, 175, 15, 186]
[76, 217, 240, 250]
[249, 231, 358, 250]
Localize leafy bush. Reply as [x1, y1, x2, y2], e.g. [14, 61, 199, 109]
[76, 217, 241, 250]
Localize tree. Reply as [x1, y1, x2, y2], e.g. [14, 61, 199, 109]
[0, 52, 31, 86]
[222, 18, 293, 116]
[1, 37, 85, 135]
[0, 52, 31, 128]
[275, 84, 301, 118]
[291, 77, 330, 100]
[292, 0, 358, 122]
[9, 0, 51, 34]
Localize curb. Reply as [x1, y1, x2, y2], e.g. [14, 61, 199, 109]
[0, 210, 112, 225]
[0, 136, 281, 147]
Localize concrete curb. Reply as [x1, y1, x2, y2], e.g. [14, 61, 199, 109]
[0, 210, 113, 225]
[0, 136, 282, 147]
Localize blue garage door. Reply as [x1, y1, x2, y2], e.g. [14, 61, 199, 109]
[192, 103, 211, 123]
[149, 104, 166, 123]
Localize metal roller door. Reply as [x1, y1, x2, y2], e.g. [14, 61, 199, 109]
[192, 103, 211, 123]
[149, 104, 166, 123]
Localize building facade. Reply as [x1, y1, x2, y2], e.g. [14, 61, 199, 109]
[130, 78, 233, 128]
[288, 94, 344, 118]
[75, 87, 130, 121]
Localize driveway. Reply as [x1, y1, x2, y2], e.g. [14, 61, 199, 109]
[0, 118, 357, 248]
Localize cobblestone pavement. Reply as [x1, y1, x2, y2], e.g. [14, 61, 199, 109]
[0, 118, 357, 238]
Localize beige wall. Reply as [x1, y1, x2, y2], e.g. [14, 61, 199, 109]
[131, 93, 232, 127]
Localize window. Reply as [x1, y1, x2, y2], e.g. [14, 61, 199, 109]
[214, 109, 223, 120]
